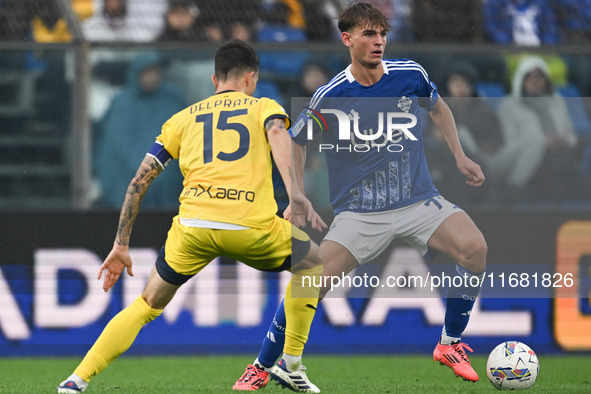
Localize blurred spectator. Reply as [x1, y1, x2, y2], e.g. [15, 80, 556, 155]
[258, 0, 306, 43]
[499, 55, 591, 201]
[263, 0, 304, 28]
[279, 0, 305, 29]
[553, 0, 591, 44]
[82, 0, 167, 42]
[289, 62, 331, 98]
[94, 52, 185, 208]
[444, 63, 504, 160]
[82, 0, 133, 41]
[157, 0, 218, 42]
[17, 0, 94, 129]
[127, 0, 168, 39]
[260, 0, 342, 42]
[27, 0, 93, 42]
[228, 20, 253, 41]
[443, 62, 544, 202]
[88, 60, 127, 123]
[483, 0, 559, 45]
[505, 52, 568, 87]
[158, 0, 199, 41]
[198, 0, 261, 40]
[201, 18, 225, 42]
[413, 0, 482, 43]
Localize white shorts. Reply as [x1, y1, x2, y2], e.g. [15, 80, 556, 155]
[324, 196, 463, 265]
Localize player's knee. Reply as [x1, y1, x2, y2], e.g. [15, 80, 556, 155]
[459, 236, 487, 272]
[141, 291, 172, 310]
[473, 238, 487, 270]
[294, 241, 322, 271]
[141, 294, 159, 309]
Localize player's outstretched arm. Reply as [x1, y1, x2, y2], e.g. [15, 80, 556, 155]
[98, 155, 163, 292]
[429, 97, 485, 187]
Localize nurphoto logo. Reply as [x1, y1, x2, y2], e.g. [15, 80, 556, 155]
[297, 97, 419, 153]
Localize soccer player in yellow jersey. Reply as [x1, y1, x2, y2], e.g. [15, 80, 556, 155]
[57, 39, 324, 394]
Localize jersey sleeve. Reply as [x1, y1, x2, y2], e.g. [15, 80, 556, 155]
[155, 117, 181, 159]
[261, 98, 291, 132]
[289, 109, 311, 146]
[290, 96, 325, 146]
[416, 65, 439, 112]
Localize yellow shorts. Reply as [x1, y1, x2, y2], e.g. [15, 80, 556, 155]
[156, 215, 311, 285]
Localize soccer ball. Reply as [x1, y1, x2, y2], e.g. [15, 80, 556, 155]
[486, 341, 540, 390]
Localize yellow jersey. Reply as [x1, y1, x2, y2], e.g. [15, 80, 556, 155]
[156, 90, 290, 228]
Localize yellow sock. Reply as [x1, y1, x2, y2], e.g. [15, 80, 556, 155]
[74, 296, 162, 382]
[283, 265, 321, 356]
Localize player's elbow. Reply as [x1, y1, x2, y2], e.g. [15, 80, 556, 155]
[267, 124, 285, 138]
[267, 125, 290, 146]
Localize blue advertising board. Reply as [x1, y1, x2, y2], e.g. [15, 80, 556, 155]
[0, 211, 590, 356]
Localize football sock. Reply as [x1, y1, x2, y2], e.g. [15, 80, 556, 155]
[440, 333, 461, 345]
[65, 373, 88, 388]
[256, 300, 286, 369]
[74, 295, 162, 381]
[441, 264, 484, 345]
[282, 352, 302, 371]
[253, 358, 270, 372]
[283, 265, 321, 357]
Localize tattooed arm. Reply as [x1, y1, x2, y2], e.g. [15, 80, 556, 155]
[98, 156, 163, 292]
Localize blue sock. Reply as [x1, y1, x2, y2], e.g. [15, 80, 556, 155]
[256, 299, 286, 368]
[442, 264, 484, 344]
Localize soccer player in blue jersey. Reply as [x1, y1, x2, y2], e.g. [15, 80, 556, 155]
[233, 2, 487, 390]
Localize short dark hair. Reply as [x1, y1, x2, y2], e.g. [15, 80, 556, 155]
[214, 39, 259, 81]
[338, 2, 391, 33]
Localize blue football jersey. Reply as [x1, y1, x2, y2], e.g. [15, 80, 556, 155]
[291, 59, 440, 215]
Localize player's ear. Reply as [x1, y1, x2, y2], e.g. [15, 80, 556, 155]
[342, 31, 352, 47]
[211, 74, 218, 89]
[245, 70, 256, 87]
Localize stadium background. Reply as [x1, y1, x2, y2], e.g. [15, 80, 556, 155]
[1, 0, 591, 360]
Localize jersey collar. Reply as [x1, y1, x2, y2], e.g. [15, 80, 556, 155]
[344, 61, 388, 83]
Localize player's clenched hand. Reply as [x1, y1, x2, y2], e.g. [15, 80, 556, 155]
[98, 242, 134, 292]
[456, 155, 485, 187]
[290, 191, 328, 232]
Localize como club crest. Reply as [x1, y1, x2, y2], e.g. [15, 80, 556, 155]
[397, 96, 412, 113]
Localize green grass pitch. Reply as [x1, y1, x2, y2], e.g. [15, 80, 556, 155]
[1, 355, 590, 393]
